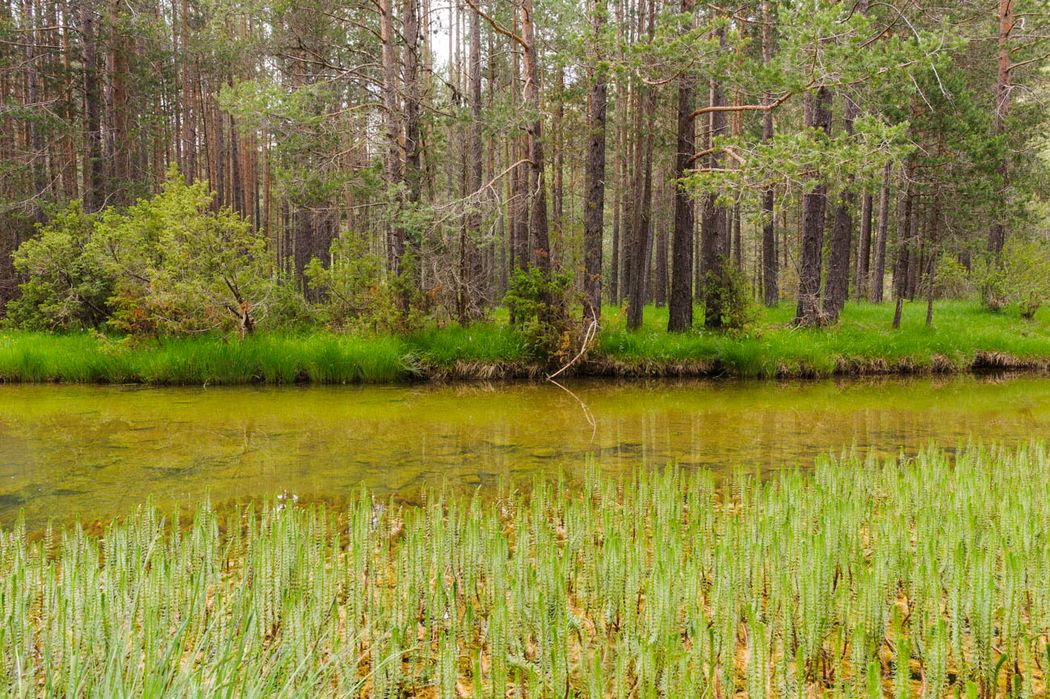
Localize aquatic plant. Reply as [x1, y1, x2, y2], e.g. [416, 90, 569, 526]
[1, 443, 1050, 696]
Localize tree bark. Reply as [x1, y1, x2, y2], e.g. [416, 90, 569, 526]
[700, 92, 728, 327]
[855, 192, 872, 301]
[582, 0, 607, 323]
[794, 86, 832, 327]
[519, 0, 549, 273]
[760, 0, 777, 307]
[379, 0, 404, 274]
[892, 160, 915, 328]
[81, 0, 104, 211]
[822, 94, 857, 323]
[988, 0, 1013, 256]
[870, 162, 891, 302]
[668, 0, 695, 332]
[461, 0, 484, 322]
[625, 0, 655, 331]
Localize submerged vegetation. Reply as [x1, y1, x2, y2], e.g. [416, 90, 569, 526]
[0, 300, 1046, 384]
[1, 444, 1048, 696]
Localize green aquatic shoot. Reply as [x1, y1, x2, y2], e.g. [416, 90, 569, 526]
[1, 444, 1049, 696]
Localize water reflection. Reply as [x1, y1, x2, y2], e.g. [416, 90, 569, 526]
[0, 374, 1047, 528]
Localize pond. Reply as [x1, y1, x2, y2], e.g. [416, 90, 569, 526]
[1, 374, 1048, 529]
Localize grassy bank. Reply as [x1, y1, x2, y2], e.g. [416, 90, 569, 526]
[2, 444, 1048, 696]
[0, 300, 1047, 384]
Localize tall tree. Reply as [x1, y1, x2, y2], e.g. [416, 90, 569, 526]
[667, 0, 694, 332]
[582, 0, 607, 324]
[794, 86, 832, 327]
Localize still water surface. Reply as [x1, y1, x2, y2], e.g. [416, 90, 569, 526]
[1, 375, 1047, 528]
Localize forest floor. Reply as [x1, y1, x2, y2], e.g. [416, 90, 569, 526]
[0, 300, 1048, 384]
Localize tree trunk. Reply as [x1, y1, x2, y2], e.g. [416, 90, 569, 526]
[379, 0, 404, 274]
[461, 0, 484, 322]
[760, 0, 777, 307]
[988, 0, 1013, 256]
[582, 0, 607, 323]
[625, 0, 655, 331]
[81, 0, 104, 211]
[700, 67, 729, 329]
[855, 191, 873, 301]
[892, 160, 914, 329]
[519, 0, 549, 272]
[794, 86, 832, 327]
[871, 163, 891, 302]
[668, 0, 695, 332]
[822, 94, 857, 323]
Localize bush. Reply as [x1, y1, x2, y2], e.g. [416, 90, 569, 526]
[5, 203, 113, 331]
[7, 171, 275, 337]
[701, 265, 756, 331]
[934, 255, 976, 300]
[502, 266, 574, 363]
[977, 237, 1050, 319]
[304, 235, 415, 333]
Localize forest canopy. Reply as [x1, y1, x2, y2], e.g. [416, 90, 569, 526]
[1, 0, 1049, 341]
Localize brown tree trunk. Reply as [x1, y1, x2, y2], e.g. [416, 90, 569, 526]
[892, 160, 915, 328]
[625, 0, 655, 331]
[520, 0, 550, 277]
[668, 0, 695, 332]
[700, 71, 729, 329]
[179, 0, 195, 183]
[794, 86, 832, 327]
[871, 163, 891, 302]
[760, 0, 777, 307]
[379, 0, 404, 274]
[81, 0, 104, 211]
[582, 0, 608, 323]
[461, 0, 483, 322]
[855, 191, 873, 301]
[988, 0, 1013, 256]
[822, 94, 857, 323]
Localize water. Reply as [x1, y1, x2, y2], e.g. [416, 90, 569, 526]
[1, 375, 1047, 529]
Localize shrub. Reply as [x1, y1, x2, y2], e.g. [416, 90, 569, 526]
[97, 173, 274, 337]
[5, 203, 113, 331]
[977, 237, 1050, 319]
[502, 266, 574, 363]
[701, 265, 756, 331]
[304, 235, 410, 333]
[933, 255, 976, 300]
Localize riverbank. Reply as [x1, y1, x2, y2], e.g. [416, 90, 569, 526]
[1, 444, 1047, 696]
[1, 300, 1047, 384]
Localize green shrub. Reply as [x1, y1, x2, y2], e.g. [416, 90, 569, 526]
[977, 237, 1050, 319]
[5, 203, 113, 330]
[98, 172, 273, 337]
[304, 235, 419, 333]
[701, 265, 756, 331]
[934, 255, 976, 300]
[502, 266, 574, 363]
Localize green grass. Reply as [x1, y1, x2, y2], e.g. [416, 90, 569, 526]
[597, 299, 1050, 377]
[2, 443, 1049, 696]
[0, 299, 1047, 383]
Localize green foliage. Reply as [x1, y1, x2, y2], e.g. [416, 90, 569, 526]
[701, 265, 756, 332]
[5, 203, 112, 331]
[96, 172, 274, 336]
[2, 444, 1049, 696]
[502, 266, 574, 361]
[976, 238, 1050, 318]
[7, 171, 275, 337]
[934, 255, 976, 300]
[305, 235, 394, 331]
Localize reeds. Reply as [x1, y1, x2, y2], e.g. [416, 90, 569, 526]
[2, 443, 1050, 696]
